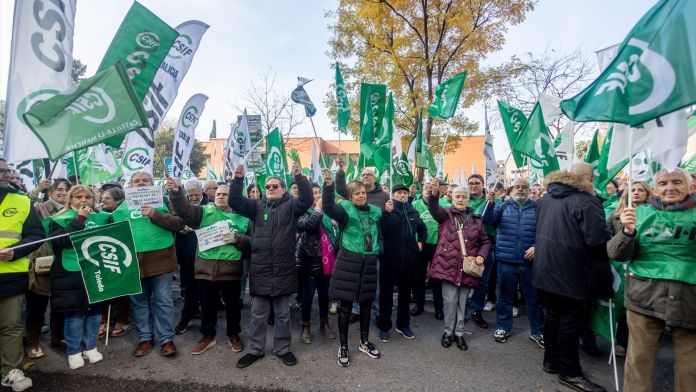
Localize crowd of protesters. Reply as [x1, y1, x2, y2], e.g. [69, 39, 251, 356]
[0, 155, 694, 392]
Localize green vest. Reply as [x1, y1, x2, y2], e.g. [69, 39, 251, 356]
[50, 209, 111, 272]
[630, 205, 696, 285]
[306, 208, 336, 245]
[338, 200, 382, 255]
[439, 197, 452, 208]
[111, 202, 174, 252]
[412, 199, 439, 244]
[469, 195, 499, 237]
[197, 205, 249, 261]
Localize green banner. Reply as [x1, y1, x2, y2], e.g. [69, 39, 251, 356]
[414, 111, 437, 176]
[335, 63, 350, 134]
[497, 100, 527, 168]
[512, 102, 559, 175]
[428, 71, 466, 119]
[264, 128, 288, 183]
[392, 151, 414, 187]
[590, 261, 626, 341]
[373, 92, 394, 172]
[23, 62, 148, 159]
[97, 2, 178, 102]
[358, 83, 387, 162]
[560, 0, 696, 126]
[681, 153, 696, 172]
[584, 130, 601, 178]
[71, 221, 142, 304]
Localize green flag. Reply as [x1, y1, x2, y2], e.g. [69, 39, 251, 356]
[681, 154, 696, 172]
[358, 83, 387, 162]
[497, 100, 527, 168]
[345, 153, 356, 181]
[428, 72, 466, 119]
[373, 92, 394, 172]
[71, 221, 141, 303]
[264, 128, 288, 181]
[74, 144, 124, 185]
[590, 261, 626, 341]
[335, 63, 350, 134]
[512, 102, 560, 175]
[98, 2, 178, 102]
[584, 130, 601, 179]
[23, 62, 148, 159]
[561, 0, 696, 126]
[597, 127, 629, 192]
[414, 111, 437, 176]
[288, 149, 301, 168]
[392, 152, 414, 187]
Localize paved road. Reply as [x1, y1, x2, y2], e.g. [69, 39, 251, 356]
[22, 292, 676, 392]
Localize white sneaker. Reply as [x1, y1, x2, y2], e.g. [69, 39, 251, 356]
[82, 348, 103, 364]
[483, 301, 496, 312]
[512, 307, 519, 318]
[68, 353, 85, 369]
[1, 369, 33, 391]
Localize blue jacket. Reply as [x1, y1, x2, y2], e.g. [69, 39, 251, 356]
[483, 198, 537, 264]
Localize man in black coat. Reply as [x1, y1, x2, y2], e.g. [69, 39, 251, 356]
[228, 162, 312, 369]
[533, 163, 612, 392]
[377, 184, 427, 342]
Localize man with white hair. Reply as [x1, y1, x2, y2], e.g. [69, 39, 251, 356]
[484, 178, 544, 348]
[532, 162, 612, 392]
[174, 179, 204, 335]
[608, 168, 696, 392]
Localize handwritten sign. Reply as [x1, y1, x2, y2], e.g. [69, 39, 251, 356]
[195, 221, 231, 251]
[125, 186, 164, 210]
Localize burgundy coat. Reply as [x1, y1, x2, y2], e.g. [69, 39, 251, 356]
[426, 195, 492, 288]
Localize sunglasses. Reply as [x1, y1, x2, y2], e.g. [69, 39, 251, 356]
[265, 184, 279, 190]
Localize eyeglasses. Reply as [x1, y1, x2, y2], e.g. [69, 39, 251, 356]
[265, 184, 279, 190]
[0, 168, 10, 174]
[468, 182, 482, 186]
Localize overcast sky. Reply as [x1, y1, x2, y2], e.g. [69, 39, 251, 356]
[1, 0, 657, 158]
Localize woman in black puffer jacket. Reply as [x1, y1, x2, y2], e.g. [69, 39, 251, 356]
[296, 183, 336, 344]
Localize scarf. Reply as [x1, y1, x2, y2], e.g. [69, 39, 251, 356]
[650, 193, 696, 212]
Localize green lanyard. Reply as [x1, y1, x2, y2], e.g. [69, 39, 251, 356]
[263, 201, 275, 221]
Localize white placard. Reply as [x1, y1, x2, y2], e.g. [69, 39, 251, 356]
[125, 186, 164, 209]
[195, 221, 231, 251]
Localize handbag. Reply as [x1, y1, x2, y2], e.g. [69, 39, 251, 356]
[320, 225, 336, 276]
[456, 222, 484, 278]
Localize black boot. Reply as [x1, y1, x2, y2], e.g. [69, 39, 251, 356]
[559, 375, 606, 392]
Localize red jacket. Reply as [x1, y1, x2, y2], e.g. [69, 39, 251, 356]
[426, 195, 492, 288]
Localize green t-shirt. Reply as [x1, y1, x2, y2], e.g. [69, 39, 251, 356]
[338, 200, 382, 255]
[631, 204, 696, 284]
[198, 205, 249, 261]
[111, 202, 174, 252]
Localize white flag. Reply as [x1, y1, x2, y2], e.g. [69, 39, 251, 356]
[650, 109, 687, 171]
[311, 144, 322, 183]
[484, 106, 497, 186]
[232, 110, 253, 169]
[122, 20, 209, 177]
[555, 122, 575, 171]
[3, 0, 76, 163]
[595, 44, 620, 73]
[452, 171, 460, 187]
[171, 94, 208, 179]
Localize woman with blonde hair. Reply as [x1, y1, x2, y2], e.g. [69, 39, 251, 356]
[49, 185, 111, 369]
[606, 180, 651, 357]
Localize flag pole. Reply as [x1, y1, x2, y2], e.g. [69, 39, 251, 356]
[105, 304, 111, 346]
[608, 299, 619, 392]
[72, 151, 80, 185]
[627, 130, 634, 209]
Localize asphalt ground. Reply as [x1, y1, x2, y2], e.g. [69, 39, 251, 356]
[16, 286, 676, 392]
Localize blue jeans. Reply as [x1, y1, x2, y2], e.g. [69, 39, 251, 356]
[64, 306, 101, 355]
[130, 271, 175, 346]
[469, 252, 495, 312]
[495, 261, 544, 335]
[301, 274, 330, 322]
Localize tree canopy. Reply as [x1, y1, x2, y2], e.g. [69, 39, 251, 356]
[153, 121, 207, 178]
[326, 0, 535, 156]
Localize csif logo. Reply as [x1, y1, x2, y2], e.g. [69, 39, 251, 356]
[123, 147, 152, 171]
[81, 236, 133, 275]
[181, 106, 199, 128]
[267, 146, 283, 174]
[2, 208, 18, 218]
[136, 32, 161, 49]
[17, 89, 59, 125]
[65, 87, 115, 124]
[168, 34, 194, 60]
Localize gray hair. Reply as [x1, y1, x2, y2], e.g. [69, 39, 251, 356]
[183, 179, 202, 192]
[654, 168, 692, 188]
[128, 171, 154, 187]
[451, 186, 469, 198]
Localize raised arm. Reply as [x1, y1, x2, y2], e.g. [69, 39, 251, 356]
[167, 179, 203, 227]
[322, 171, 348, 227]
[292, 168, 314, 216]
[335, 169, 348, 200]
[297, 209, 323, 231]
[228, 164, 258, 220]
